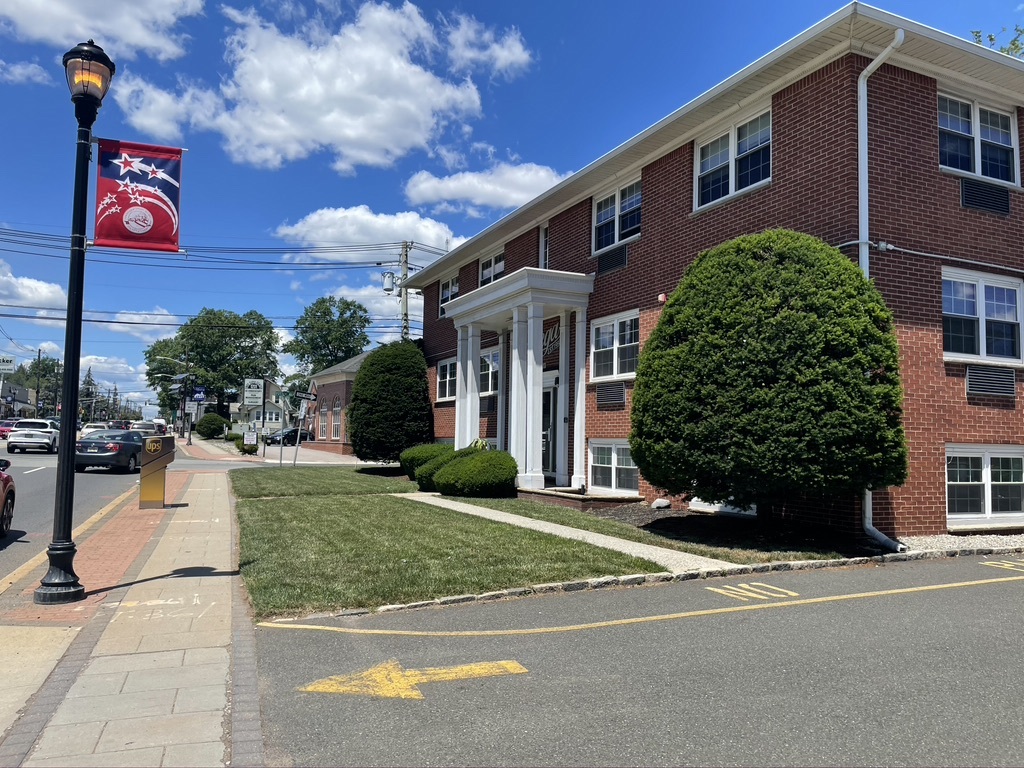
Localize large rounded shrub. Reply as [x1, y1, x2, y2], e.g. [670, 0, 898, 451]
[629, 229, 907, 510]
[348, 341, 433, 462]
[399, 443, 453, 481]
[434, 450, 518, 497]
[195, 412, 231, 439]
[415, 445, 482, 492]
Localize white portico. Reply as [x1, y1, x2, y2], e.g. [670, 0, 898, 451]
[442, 267, 594, 490]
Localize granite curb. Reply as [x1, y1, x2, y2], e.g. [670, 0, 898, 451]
[271, 544, 1024, 620]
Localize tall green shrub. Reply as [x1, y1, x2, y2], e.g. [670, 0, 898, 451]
[195, 412, 231, 439]
[630, 229, 907, 510]
[348, 341, 433, 462]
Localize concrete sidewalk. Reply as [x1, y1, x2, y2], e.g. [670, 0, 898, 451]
[0, 470, 261, 768]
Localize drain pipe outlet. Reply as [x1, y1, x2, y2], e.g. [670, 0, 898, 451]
[863, 489, 907, 553]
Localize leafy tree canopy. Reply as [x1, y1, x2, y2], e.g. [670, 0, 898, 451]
[282, 296, 371, 375]
[972, 27, 1024, 57]
[629, 229, 908, 510]
[348, 341, 432, 462]
[144, 308, 280, 416]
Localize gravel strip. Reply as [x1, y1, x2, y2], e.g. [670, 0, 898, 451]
[900, 532, 1024, 551]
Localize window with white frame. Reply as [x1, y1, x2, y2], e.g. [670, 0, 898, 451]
[332, 397, 342, 440]
[479, 348, 500, 395]
[593, 180, 641, 252]
[696, 110, 771, 208]
[439, 275, 459, 317]
[437, 358, 457, 401]
[480, 253, 505, 287]
[947, 445, 1024, 519]
[942, 268, 1021, 362]
[539, 225, 549, 269]
[590, 442, 640, 494]
[939, 95, 1018, 184]
[591, 311, 640, 381]
[319, 400, 327, 439]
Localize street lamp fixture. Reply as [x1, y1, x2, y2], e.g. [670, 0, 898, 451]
[35, 41, 115, 606]
[154, 356, 193, 444]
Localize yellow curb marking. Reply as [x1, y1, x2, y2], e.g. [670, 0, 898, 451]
[300, 659, 528, 699]
[980, 559, 1024, 572]
[0, 485, 138, 597]
[705, 582, 801, 601]
[260, 572, 1024, 638]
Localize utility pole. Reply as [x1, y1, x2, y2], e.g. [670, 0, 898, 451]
[400, 240, 410, 341]
[35, 348, 41, 417]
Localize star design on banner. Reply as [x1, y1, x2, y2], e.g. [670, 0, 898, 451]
[112, 153, 142, 176]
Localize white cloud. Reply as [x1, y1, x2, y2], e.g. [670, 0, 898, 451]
[0, 259, 65, 308]
[275, 205, 463, 263]
[105, 308, 180, 344]
[0, 0, 203, 62]
[445, 14, 531, 79]
[117, 3, 485, 173]
[404, 162, 570, 210]
[0, 59, 51, 85]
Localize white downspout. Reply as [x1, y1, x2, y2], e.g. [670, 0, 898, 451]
[858, 28, 908, 553]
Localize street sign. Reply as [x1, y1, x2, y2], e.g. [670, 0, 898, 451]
[0, 355, 14, 373]
[192, 386, 206, 402]
[294, 391, 316, 401]
[244, 378, 264, 406]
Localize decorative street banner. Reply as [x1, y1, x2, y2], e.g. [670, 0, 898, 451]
[94, 139, 182, 252]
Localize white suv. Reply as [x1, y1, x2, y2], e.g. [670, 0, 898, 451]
[7, 419, 59, 454]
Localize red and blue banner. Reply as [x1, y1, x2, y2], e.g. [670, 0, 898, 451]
[94, 139, 182, 252]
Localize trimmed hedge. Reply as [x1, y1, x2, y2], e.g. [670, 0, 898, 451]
[415, 445, 483, 492]
[399, 443, 453, 481]
[235, 437, 259, 455]
[434, 450, 518, 498]
[195, 413, 231, 439]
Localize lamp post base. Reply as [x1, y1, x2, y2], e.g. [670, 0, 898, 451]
[34, 543, 86, 604]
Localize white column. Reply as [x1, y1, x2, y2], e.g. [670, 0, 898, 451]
[497, 330, 508, 452]
[572, 307, 588, 489]
[522, 302, 545, 489]
[556, 310, 570, 486]
[454, 324, 468, 448]
[464, 323, 481, 445]
[510, 306, 528, 474]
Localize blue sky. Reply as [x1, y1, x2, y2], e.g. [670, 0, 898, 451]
[0, 0, 1018, 415]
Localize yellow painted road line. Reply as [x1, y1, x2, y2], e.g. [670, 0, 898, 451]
[0, 486, 138, 597]
[706, 582, 801, 601]
[301, 659, 528, 699]
[260, 573, 1024, 638]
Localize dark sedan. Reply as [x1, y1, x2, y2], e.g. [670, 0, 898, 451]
[263, 428, 314, 446]
[75, 430, 144, 473]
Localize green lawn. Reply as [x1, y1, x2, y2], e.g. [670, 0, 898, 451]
[230, 465, 846, 618]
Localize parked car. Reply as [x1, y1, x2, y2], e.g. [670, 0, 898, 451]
[0, 458, 14, 537]
[7, 419, 59, 454]
[75, 430, 144, 473]
[151, 418, 168, 435]
[129, 421, 159, 435]
[79, 422, 109, 438]
[0, 420, 20, 440]
[263, 428, 315, 446]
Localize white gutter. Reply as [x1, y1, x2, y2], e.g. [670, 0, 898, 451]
[858, 28, 908, 554]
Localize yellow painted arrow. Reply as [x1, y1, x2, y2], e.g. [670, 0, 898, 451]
[299, 659, 528, 700]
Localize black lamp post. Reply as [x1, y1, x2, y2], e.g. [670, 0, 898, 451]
[35, 41, 115, 605]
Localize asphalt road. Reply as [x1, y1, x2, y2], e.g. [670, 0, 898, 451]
[255, 555, 1024, 767]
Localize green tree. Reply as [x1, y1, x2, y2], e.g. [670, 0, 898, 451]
[144, 309, 280, 418]
[26, 355, 62, 416]
[347, 341, 432, 462]
[81, 367, 98, 420]
[629, 229, 907, 511]
[282, 296, 371, 375]
[972, 27, 1024, 57]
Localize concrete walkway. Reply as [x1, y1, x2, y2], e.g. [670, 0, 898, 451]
[407, 493, 733, 573]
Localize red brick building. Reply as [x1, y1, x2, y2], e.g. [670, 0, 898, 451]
[405, 3, 1024, 545]
[307, 351, 369, 455]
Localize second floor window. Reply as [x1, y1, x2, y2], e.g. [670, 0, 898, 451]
[943, 269, 1021, 361]
[480, 253, 505, 286]
[939, 95, 1017, 184]
[593, 180, 642, 252]
[697, 110, 771, 208]
[439, 275, 459, 317]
